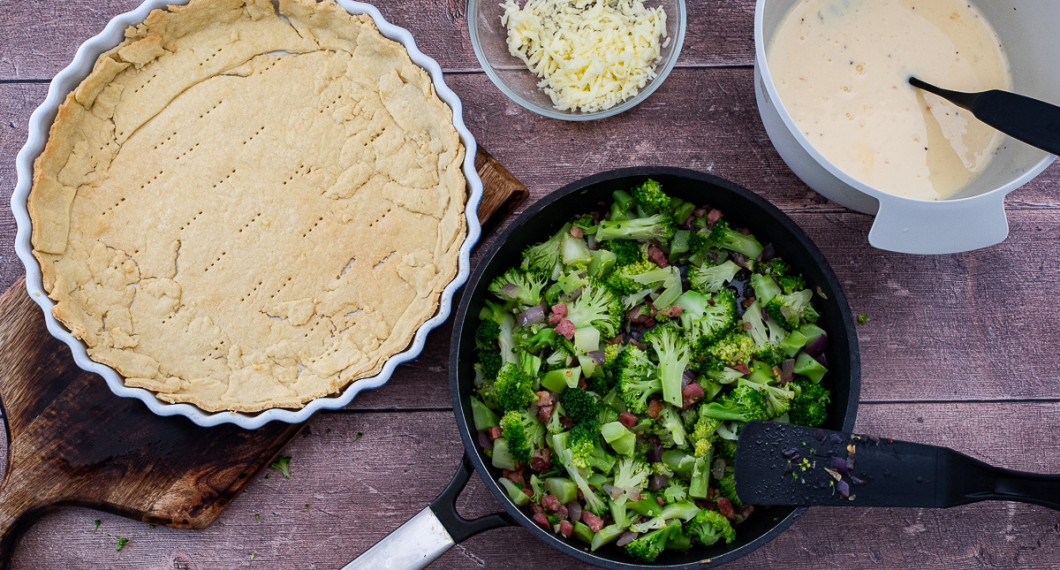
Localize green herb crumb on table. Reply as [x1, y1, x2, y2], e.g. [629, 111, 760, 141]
[857, 313, 868, 324]
[116, 537, 129, 552]
[269, 456, 292, 479]
[469, 180, 833, 563]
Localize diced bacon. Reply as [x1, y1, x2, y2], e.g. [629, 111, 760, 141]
[581, 510, 605, 533]
[542, 494, 563, 512]
[503, 469, 525, 485]
[694, 207, 708, 218]
[648, 246, 669, 268]
[618, 412, 638, 428]
[717, 497, 736, 519]
[530, 448, 551, 472]
[647, 399, 662, 419]
[561, 415, 574, 430]
[733, 363, 752, 375]
[488, 426, 503, 440]
[551, 303, 568, 318]
[555, 319, 576, 340]
[538, 405, 554, 424]
[570, 226, 584, 238]
[548, 313, 563, 325]
[661, 304, 683, 318]
[535, 391, 553, 407]
[559, 520, 574, 538]
[532, 512, 550, 529]
[707, 208, 723, 226]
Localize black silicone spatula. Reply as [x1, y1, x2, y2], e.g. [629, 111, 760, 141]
[734, 421, 1060, 509]
[909, 76, 1060, 156]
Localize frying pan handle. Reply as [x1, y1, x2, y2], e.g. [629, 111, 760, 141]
[342, 454, 514, 569]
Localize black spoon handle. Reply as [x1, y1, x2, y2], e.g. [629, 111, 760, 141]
[909, 76, 1060, 156]
[947, 450, 1060, 510]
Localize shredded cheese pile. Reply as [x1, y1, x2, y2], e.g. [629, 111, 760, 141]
[501, 0, 669, 113]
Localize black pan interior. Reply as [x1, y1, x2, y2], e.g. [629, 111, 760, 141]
[450, 167, 861, 569]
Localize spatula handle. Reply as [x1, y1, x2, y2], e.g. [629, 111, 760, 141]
[954, 454, 1060, 511]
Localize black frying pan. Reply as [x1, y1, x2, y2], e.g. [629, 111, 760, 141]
[345, 166, 861, 569]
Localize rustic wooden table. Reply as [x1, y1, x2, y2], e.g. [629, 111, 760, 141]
[1, 1, 1058, 568]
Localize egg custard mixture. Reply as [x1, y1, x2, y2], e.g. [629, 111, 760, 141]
[768, 0, 1011, 200]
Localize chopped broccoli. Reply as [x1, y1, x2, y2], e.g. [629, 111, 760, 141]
[501, 411, 532, 464]
[779, 273, 807, 294]
[685, 509, 736, 546]
[655, 405, 689, 449]
[603, 239, 642, 266]
[613, 456, 652, 491]
[597, 213, 676, 244]
[857, 313, 869, 324]
[690, 414, 721, 458]
[717, 471, 742, 507]
[764, 289, 821, 331]
[624, 520, 686, 563]
[495, 363, 536, 412]
[630, 179, 671, 212]
[474, 320, 500, 350]
[680, 289, 739, 350]
[551, 432, 608, 514]
[644, 325, 692, 408]
[703, 221, 764, 259]
[789, 378, 830, 426]
[700, 384, 770, 422]
[604, 259, 658, 296]
[522, 224, 569, 277]
[709, 332, 757, 368]
[619, 372, 662, 415]
[477, 351, 503, 383]
[561, 388, 600, 425]
[573, 213, 598, 235]
[489, 267, 546, 307]
[566, 283, 623, 337]
[749, 273, 782, 305]
[663, 480, 689, 503]
[739, 373, 795, 419]
[568, 421, 599, 469]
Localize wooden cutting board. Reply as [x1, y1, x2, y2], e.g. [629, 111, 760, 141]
[0, 149, 527, 566]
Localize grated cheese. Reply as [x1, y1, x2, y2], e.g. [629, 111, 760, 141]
[501, 0, 669, 113]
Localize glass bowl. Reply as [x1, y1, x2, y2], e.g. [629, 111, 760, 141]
[468, 0, 687, 121]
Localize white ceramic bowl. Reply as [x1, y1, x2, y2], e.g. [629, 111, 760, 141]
[755, 0, 1060, 254]
[10, 0, 484, 428]
[468, 0, 686, 121]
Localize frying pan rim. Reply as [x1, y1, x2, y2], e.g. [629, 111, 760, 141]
[449, 166, 861, 569]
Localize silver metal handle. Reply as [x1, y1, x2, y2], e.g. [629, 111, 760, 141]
[343, 507, 456, 570]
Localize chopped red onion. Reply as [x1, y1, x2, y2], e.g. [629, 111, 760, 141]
[830, 456, 849, 477]
[603, 484, 619, 499]
[813, 353, 829, 367]
[837, 480, 850, 498]
[650, 475, 668, 490]
[477, 431, 493, 450]
[500, 283, 518, 298]
[566, 501, 582, 522]
[804, 334, 829, 358]
[518, 305, 546, 326]
[682, 369, 696, 386]
[829, 433, 843, 445]
[759, 243, 776, 261]
[617, 531, 639, 547]
[712, 458, 726, 480]
[588, 350, 606, 366]
[780, 359, 795, 383]
[645, 442, 664, 463]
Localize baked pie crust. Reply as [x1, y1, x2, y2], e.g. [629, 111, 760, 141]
[29, 0, 467, 412]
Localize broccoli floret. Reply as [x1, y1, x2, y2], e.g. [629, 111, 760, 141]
[739, 374, 795, 419]
[789, 378, 830, 427]
[664, 480, 689, 503]
[685, 509, 736, 547]
[489, 267, 546, 307]
[764, 290, 821, 331]
[742, 302, 788, 364]
[597, 214, 676, 244]
[680, 289, 739, 350]
[624, 520, 685, 563]
[568, 421, 599, 469]
[613, 456, 652, 491]
[477, 349, 503, 381]
[516, 327, 566, 354]
[709, 332, 757, 368]
[717, 471, 742, 507]
[500, 411, 533, 464]
[700, 384, 770, 422]
[474, 320, 500, 351]
[603, 239, 642, 267]
[573, 213, 598, 235]
[778, 274, 807, 294]
[655, 405, 688, 449]
[619, 363, 662, 416]
[644, 325, 692, 408]
[703, 221, 764, 259]
[495, 363, 535, 412]
[566, 283, 623, 337]
[522, 224, 569, 277]
[749, 273, 782, 305]
[687, 260, 741, 295]
[762, 258, 791, 276]
[630, 179, 671, 212]
[604, 259, 659, 296]
[690, 414, 722, 458]
[561, 388, 600, 426]
[551, 432, 608, 514]
[608, 189, 636, 221]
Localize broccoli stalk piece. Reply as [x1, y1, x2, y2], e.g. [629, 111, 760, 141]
[550, 432, 608, 514]
[489, 268, 546, 307]
[655, 405, 688, 448]
[561, 388, 601, 426]
[764, 289, 821, 331]
[596, 214, 676, 244]
[624, 520, 687, 563]
[789, 377, 830, 426]
[700, 384, 770, 422]
[522, 224, 570, 277]
[498, 316, 518, 366]
[608, 189, 636, 221]
[495, 363, 536, 413]
[702, 221, 764, 259]
[566, 284, 623, 337]
[685, 509, 736, 546]
[630, 179, 671, 212]
[749, 273, 782, 305]
[644, 325, 691, 408]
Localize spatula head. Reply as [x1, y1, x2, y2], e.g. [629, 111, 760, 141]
[734, 421, 949, 508]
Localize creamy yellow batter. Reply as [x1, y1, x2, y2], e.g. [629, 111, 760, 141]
[768, 0, 1011, 200]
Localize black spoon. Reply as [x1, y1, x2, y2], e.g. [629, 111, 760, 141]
[909, 76, 1060, 156]
[734, 421, 1060, 510]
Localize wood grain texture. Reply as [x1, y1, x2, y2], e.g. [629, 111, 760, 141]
[0, 0, 757, 80]
[7, 406, 1057, 569]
